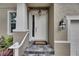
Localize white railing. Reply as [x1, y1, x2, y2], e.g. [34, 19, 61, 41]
[9, 31, 29, 56]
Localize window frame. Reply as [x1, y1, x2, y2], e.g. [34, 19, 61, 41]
[7, 10, 16, 35]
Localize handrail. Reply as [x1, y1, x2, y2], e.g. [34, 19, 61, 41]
[9, 31, 29, 49]
[19, 32, 29, 47]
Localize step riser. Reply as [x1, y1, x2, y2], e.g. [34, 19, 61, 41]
[23, 44, 54, 56]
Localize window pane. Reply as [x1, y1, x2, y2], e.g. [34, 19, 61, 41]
[10, 12, 16, 33]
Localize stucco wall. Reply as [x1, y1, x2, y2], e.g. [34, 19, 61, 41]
[54, 43, 70, 56]
[54, 3, 79, 56]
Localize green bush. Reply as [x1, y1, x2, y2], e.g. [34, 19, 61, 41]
[0, 35, 13, 51]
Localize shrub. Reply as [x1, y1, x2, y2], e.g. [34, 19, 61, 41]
[0, 35, 13, 51]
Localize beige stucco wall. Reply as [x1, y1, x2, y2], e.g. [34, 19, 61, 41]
[54, 3, 79, 56]
[55, 43, 70, 56]
[48, 4, 54, 48]
[0, 4, 16, 36]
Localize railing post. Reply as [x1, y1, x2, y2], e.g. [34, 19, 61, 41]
[9, 42, 19, 56]
[15, 48, 19, 56]
[14, 42, 19, 56]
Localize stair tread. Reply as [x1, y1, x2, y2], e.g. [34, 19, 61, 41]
[24, 44, 54, 56]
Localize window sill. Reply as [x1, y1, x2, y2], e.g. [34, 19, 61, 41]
[13, 29, 29, 32]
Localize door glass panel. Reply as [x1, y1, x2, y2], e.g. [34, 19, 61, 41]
[32, 15, 35, 37]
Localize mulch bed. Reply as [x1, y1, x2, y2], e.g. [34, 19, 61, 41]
[0, 48, 13, 56]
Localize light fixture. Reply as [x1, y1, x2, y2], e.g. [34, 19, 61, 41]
[58, 19, 66, 31]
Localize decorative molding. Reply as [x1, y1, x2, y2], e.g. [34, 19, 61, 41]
[54, 41, 70, 43]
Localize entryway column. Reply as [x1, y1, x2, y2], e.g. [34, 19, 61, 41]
[14, 3, 28, 31]
[12, 3, 29, 56]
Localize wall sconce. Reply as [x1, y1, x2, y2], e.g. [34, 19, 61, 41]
[58, 19, 66, 31]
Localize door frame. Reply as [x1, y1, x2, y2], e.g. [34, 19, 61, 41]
[66, 16, 79, 56]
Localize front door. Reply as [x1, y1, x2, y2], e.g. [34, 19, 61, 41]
[29, 10, 48, 41]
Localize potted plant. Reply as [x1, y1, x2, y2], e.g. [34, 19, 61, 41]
[0, 35, 13, 56]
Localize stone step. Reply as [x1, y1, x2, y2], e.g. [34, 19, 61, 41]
[23, 44, 54, 56]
